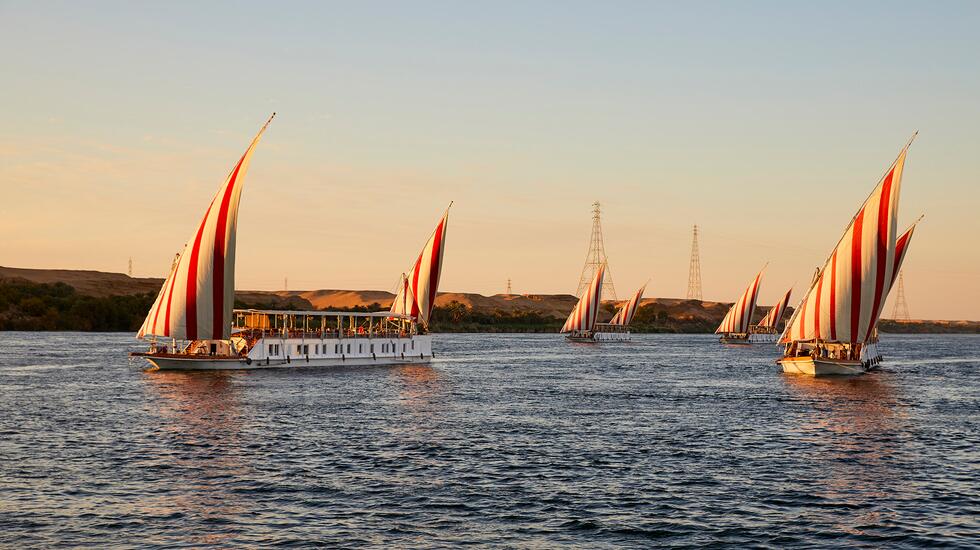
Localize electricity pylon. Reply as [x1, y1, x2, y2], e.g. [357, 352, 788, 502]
[576, 201, 617, 300]
[891, 270, 911, 321]
[686, 225, 703, 300]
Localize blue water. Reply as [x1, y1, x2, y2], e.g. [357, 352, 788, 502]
[0, 332, 977, 548]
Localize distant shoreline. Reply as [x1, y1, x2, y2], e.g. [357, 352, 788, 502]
[1, 266, 977, 334]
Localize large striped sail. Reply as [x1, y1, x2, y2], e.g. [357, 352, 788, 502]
[561, 263, 605, 333]
[609, 282, 646, 326]
[757, 288, 792, 329]
[138, 114, 275, 341]
[715, 268, 765, 334]
[781, 139, 914, 344]
[389, 206, 451, 328]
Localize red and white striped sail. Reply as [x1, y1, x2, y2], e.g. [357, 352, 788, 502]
[389, 207, 451, 328]
[609, 283, 646, 326]
[561, 264, 605, 333]
[781, 142, 911, 344]
[715, 268, 765, 334]
[757, 288, 792, 329]
[138, 114, 274, 341]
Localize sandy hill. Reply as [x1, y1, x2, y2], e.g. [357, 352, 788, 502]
[0, 266, 163, 297]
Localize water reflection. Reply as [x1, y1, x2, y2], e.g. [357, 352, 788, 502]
[781, 373, 908, 534]
[141, 371, 251, 545]
[392, 364, 445, 412]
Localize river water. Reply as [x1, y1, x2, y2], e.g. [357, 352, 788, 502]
[0, 332, 977, 548]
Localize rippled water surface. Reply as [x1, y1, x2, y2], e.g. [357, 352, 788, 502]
[0, 332, 978, 548]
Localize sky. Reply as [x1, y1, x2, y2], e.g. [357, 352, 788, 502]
[1, 1, 978, 320]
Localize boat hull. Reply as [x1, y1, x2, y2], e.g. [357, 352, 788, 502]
[778, 356, 866, 376]
[141, 354, 431, 371]
[136, 334, 434, 371]
[565, 330, 632, 343]
[719, 334, 751, 345]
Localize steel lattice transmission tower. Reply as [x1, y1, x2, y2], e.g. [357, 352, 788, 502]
[576, 202, 617, 300]
[891, 270, 911, 321]
[686, 225, 703, 301]
[506, 278, 512, 295]
[127, 257, 133, 278]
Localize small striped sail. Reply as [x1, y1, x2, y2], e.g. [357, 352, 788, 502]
[138, 114, 275, 341]
[389, 206, 451, 328]
[781, 139, 917, 345]
[609, 283, 646, 326]
[561, 264, 605, 333]
[715, 268, 765, 335]
[757, 288, 793, 329]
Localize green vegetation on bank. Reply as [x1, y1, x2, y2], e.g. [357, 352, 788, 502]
[427, 301, 722, 333]
[2, 278, 975, 334]
[0, 278, 155, 331]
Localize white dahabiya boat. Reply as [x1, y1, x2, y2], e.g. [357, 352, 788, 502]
[778, 136, 921, 376]
[131, 115, 450, 370]
[561, 264, 646, 343]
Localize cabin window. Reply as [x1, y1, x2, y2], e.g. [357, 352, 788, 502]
[370, 344, 374, 353]
[297, 345, 302, 354]
[334, 344, 339, 354]
[269, 344, 274, 355]
[359, 344, 363, 353]
[315, 344, 319, 354]
[411, 341, 415, 350]
[346, 344, 351, 354]
[304, 344, 309, 355]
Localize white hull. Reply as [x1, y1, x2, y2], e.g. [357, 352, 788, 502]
[565, 330, 632, 343]
[778, 356, 866, 376]
[145, 354, 431, 371]
[594, 331, 631, 343]
[141, 334, 433, 371]
[779, 341, 883, 376]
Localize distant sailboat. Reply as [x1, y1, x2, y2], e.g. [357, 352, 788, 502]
[750, 287, 792, 342]
[778, 136, 921, 375]
[561, 263, 607, 342]
[715, 268, 765, 345]
[604, 283, 647, 341]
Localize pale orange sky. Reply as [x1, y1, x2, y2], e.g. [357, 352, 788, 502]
[1, 2, 978, 320]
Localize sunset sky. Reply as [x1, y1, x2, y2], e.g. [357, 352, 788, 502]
[1, 1, 978, 320]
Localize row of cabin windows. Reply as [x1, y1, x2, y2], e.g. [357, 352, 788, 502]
[266, 340, 415, 357]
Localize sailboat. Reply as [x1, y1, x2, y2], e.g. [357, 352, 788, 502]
[389, 206, 451, 330]
[561, 264, 606, 342]
[603, 282, 648, 342]
[778, 136, 920, 376]
[749, 287, 792, 342]
[132, 116, 449, 370]
[715, 268, 765, 344]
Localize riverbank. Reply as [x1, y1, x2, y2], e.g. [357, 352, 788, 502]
[2, 266, 976, 334]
